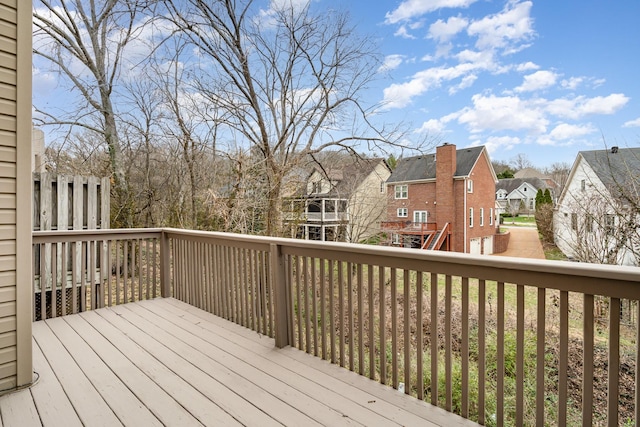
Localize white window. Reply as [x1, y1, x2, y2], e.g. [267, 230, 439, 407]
[467, 179, 473, 193]
[489, 208, 494, 225]
[529, 199, 534, 210]
[392, 234, 400, 245]
[581, 179, 586, 191]
[395, 185, 408, 199]
[479, 208, 484, 227]
[469, 208, 474, 227]
[605, 214, 615, 231]
[585, 214, 594, 233]
[397, 208, 408, 218]
[413, 210, 428, 223]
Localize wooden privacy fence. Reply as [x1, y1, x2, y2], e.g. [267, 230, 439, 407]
[32, 229, 167, 321]
[33, 173, 111, 318]
[33, 172, 110, 231]
[166, 228, 640, 427]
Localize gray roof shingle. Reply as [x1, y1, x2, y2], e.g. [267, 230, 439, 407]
[580, 147, 640, 195]
[387, 146, 485, 183]
[496, 177, 550, 194]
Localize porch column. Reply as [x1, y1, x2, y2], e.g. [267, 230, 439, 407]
[15, 1, 33, 388]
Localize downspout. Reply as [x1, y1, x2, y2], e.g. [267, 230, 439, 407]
[464, 178, 467, 253]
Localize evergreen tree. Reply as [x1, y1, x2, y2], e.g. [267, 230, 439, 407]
[535, 189, 544, 211]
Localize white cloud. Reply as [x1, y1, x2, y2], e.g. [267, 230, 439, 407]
[476, 135, 522, 153]
[416, 119, 446, 134]
[515, 70, 559, 92]
[385, 0, 478, 24]
[456, 93, 548, 134]
[257, 0, 311, 27]
[394, 25, 416, 39]
[382, 62, 483, 108]
[561, 76, 584, 90]
[428, 16, 469, 43]
[546, 93, 629, 119]
[467, 1, 534, 52]
[449, 74, 477, 94]
[548, 123, 596, 140]
[535, 123, 596, 146]
[379, 55, 405, 73]
[623, 117, 640, 128]
[516, 61, 539, 72]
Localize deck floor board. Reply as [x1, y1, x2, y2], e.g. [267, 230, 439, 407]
[1, 298, 478, 427]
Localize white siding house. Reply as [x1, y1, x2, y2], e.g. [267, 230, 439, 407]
[554, 147, 640, 266]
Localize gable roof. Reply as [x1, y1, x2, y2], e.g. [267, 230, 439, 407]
[387, 146, 486, 183]
[556, 146, 640, 207]
[514, 167, 547, 179]
[297, 157, 390, 197]
[496, 177, 550, 195]
[579, 147, 640, 193]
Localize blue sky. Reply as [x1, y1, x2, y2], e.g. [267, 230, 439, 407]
[33, 0, 640, 169]
[347, 0, 640, 167]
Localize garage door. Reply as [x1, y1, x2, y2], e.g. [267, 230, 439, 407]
[483, 236, 494, 255]
[469, 238, 481, 255]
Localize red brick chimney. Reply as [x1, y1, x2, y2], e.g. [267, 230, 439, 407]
[435, 143, 456, 243]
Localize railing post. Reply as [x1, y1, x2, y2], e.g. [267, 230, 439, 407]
[160, 231, 171, 298]
[271, 243, 291, 348]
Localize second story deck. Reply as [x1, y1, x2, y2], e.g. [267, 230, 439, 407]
[7, 298, 474, 426]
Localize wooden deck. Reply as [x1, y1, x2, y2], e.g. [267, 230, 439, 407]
[2, 298, 477, 426]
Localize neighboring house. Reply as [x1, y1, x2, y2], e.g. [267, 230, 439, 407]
[554, 146, 640, 266]
[495, 177, 553, 216]
[382, 143, 498, 254]
[285, 158, 391, 243]
[514, 167, 559, 193]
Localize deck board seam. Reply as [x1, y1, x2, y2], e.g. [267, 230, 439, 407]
[72, 310, 234, 426]
[137, 299, 409, 426]
[96, 306, 288, 427]
[117, 303, 357, 426]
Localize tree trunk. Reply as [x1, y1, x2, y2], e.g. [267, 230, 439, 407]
[102, 97, 132, 227]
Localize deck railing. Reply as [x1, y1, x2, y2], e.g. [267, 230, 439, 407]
[33, 228, 640, 426]
[32, 229, 167, 321]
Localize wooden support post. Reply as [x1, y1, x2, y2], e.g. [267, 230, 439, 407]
[160, 231, 171, 298]
[271, 243, 290, 348]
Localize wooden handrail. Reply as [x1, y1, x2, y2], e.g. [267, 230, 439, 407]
[33, 227, 640, 425]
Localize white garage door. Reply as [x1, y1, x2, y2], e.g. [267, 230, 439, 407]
[483, 236, 494, 255]
[469, 238, 481, 255]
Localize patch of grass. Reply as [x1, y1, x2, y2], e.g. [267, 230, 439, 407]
[543, 244, 567, 261]
[502, 215, 536, 226]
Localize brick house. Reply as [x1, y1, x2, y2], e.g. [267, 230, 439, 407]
[383, 143, 498, 254]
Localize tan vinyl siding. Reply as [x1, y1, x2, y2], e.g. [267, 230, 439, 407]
[0, 0, 30, 390]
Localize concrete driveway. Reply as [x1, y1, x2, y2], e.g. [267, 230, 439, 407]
[494, 226, 546, 259]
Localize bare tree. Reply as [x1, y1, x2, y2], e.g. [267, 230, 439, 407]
[162, 0, 423, 236]
[33, 0, 150, 227]
[543, 161, 571, 195]
[119, 76, 165, 227]
[510, 153, 534, 172]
